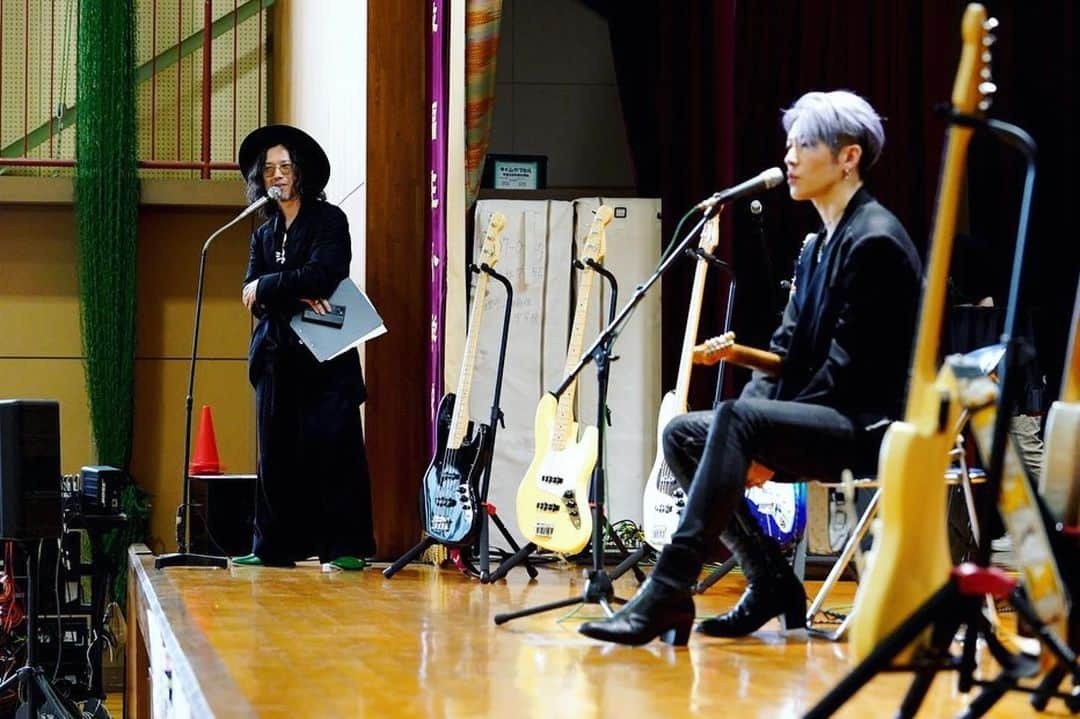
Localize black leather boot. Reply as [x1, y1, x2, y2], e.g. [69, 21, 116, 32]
[697, 502, 806, 637]
[578, 545, 698, 646]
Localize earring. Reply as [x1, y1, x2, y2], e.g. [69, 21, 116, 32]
[842, 167, 851, 179]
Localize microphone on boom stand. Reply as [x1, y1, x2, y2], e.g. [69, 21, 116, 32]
[155, 186, 282, 570]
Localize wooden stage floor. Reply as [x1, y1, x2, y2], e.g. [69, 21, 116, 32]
[125, 546, 1067, 718]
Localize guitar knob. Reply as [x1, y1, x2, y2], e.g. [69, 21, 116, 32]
[675, 500, 686, 508]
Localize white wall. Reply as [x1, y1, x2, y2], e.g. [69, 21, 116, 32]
[272, 0, 367, 280]
[489, 0, 634, 189]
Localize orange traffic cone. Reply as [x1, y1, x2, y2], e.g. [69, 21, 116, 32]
[189, 405, 222, 474]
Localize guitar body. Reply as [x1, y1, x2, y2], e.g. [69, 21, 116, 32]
[515, 393, 597, 554]
[851, 372, 963, 661]
[1042, 401, 1080, 527]
[420, 393, 489, 547]
[642, 391, 687, 550]
[745, 481, 807, 547]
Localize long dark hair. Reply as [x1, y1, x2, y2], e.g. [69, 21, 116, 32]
[243, 142, 327, 219]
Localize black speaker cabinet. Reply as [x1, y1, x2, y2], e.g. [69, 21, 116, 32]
[189, 474, 257, 557]
[0, 400, 62, 540]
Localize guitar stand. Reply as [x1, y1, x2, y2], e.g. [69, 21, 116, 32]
[0, 541, 80, 719]
[804, 564, 1080, 719]
[493, 258, 644, 623]
[809, 110, 1080, 718]
[384, 263, 536, 581]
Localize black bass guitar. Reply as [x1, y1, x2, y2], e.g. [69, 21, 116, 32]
[420, 211, 507, 546]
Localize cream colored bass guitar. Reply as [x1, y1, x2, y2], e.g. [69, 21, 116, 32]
[850, 5, 998, 662]
[514, 206, 613, 554]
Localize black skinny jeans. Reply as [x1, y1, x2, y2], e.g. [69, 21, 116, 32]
[656, 398, 882, 586]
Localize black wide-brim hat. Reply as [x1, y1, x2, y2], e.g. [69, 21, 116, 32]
[238, 124, 330, 195]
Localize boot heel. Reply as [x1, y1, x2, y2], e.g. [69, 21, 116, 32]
[659, 617, 693, 646]
[779, 605, 806, 633]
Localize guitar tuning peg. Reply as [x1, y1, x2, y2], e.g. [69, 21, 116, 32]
[982, 51, 992, 64]
[980, 67, 992, 80]
[977, 98, 993, 112]
[983, 17, 999, 32]
[979, 81, 998, 97]
[982, 33, 996, 47]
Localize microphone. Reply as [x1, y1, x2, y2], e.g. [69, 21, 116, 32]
[236, 185, 282, 220]
[695, 167, 785, 211]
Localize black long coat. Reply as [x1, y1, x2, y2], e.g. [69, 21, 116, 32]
[244, 199, 376, 563]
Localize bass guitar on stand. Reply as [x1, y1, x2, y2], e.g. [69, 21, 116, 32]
[515, 206, 613, 555]
[641, 212, 721, 550]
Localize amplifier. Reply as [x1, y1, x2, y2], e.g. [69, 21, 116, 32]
[80, 465, 125, 513]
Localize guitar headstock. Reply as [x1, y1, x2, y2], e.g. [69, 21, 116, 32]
[692, 332, 736, 366]
[477, 211, 506, 268]
[580, 205, 614, 264]
[953, 4, 997, 115]
[698, 212, 719, 253]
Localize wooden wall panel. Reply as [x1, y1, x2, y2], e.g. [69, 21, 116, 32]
[365, 0, 428, 558]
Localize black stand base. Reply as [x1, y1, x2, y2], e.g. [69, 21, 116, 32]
[806, 564, 1080, 718]
[486, 519, 648, 585]
[692, 556, 738, 594]
[154, 551, 229, 569]
[0, 666, 79, 719]
[382, 504, 537, 580]
[493, 568, 628, 625]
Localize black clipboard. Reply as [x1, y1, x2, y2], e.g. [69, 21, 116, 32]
[289, 279, 387, 361]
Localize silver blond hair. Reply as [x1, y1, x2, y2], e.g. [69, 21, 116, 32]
[782, 90, 885, 176]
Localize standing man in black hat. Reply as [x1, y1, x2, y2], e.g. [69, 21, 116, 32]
[234, 125, 376, 569]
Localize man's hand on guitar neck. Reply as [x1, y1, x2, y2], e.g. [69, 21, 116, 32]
[692, 332, 783, 377]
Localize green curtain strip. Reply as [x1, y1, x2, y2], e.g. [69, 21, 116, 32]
[75, 0, 145, 607]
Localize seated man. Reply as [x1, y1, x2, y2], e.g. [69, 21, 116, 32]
[580, 90, 922, 646]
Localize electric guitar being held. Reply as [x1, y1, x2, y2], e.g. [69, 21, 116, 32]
[641, 213, 721, 550]
[515, 206, 614, 554]
[420, 211, 507, 547]
[693, 332, 807, 546]
[693, 332, 783, 376]
[849, 5, 997, 662]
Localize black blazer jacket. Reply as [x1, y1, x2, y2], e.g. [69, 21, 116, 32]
[742, 187, 921, 434]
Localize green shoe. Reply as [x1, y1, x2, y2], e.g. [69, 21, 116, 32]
[327, 556, 367, 571]
[231, 553, 264, 566]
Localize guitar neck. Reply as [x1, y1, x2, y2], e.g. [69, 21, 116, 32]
[553, 266, 597, 450]
[447, 271, 491, 449]
[906, 126, 974, 421]
[1063, 283, 1080, 403]
[727, 343, 783, 377]
[673, 218, 718, 407]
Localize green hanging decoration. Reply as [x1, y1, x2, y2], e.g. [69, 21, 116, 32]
[75, 0, 145, 608]
[75, 1, 138, 469]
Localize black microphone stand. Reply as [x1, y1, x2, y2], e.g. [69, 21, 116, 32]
[493, 203, 725, 625]
[155, 203, 266, 570]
